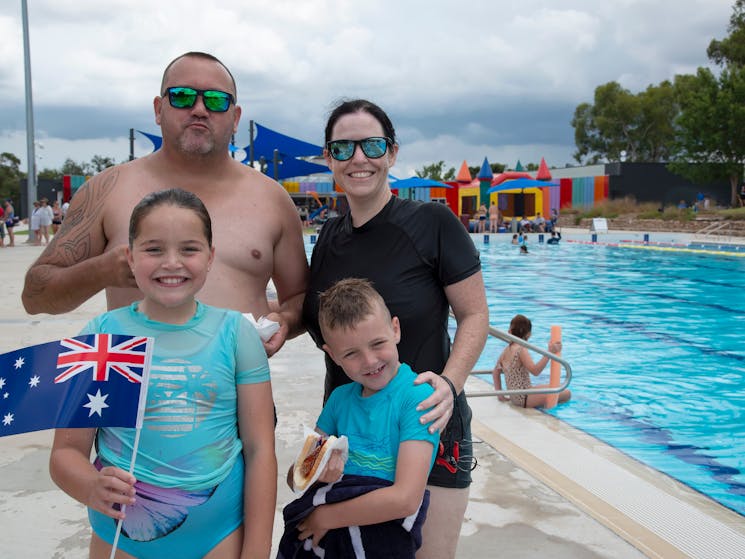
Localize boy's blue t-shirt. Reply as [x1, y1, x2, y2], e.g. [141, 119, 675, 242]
[80, 302, 270, 490]
[316, 363, 440, 481]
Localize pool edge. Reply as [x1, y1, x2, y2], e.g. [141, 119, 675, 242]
[466, 376, 745, 559]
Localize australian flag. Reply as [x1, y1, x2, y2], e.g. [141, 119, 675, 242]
[0, 334, 153, 437]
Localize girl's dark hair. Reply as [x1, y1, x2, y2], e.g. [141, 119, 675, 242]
[324, 99, 397, 145]
[509, 314, 532, 340]
[129, 188, 212, 247]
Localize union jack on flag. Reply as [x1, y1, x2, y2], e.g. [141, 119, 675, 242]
[1, 334, 153, 437]
[56, 334, 149, 384]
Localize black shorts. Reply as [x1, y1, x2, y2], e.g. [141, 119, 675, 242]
[427, 391, 474, 489]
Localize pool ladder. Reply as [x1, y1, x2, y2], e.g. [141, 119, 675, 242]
[465, 324, 572, 399]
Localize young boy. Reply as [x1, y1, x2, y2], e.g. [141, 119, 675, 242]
[278, 278, 440, 558]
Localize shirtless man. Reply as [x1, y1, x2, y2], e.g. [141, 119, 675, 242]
[22, 52, 308, 356]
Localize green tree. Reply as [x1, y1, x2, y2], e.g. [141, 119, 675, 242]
[0, 152, 23, 202]
[670, 67, 745, 206]
[89, 154, 116, 173]
[637, 82, 677, 162]
[60, 158, 87, 176]
[38, 167, 63, 180]
[571, 81, 677, 164]
[415, 161, 455, 181]
[708, 0, 745, 68]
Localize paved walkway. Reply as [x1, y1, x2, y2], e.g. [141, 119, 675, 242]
[0, 242, 646, 558]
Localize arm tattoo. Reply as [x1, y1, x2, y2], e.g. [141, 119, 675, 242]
[42, 170, 119, 266]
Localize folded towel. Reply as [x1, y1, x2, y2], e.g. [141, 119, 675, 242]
[277, 475, 429, 559]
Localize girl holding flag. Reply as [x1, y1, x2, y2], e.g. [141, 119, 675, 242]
[50, 188, 276, 558]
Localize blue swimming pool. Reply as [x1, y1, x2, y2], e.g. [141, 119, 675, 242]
[467, 237, 745, 516]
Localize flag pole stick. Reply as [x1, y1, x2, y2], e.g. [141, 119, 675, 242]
[109, 337, 152, 559]
[108, 425, 144, 559]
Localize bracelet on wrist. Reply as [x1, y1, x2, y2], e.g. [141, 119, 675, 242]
[440, 375, 458, 403]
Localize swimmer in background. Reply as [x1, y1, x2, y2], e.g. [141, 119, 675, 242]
[492, 314, 571, 408]
[546, 231, 561, 245]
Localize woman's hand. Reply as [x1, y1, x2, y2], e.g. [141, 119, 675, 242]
[548, 341, 562, 354]
[86, 466, 136, 520]
[414, 372, 455, 434]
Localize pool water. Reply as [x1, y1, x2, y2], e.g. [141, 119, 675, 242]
[468, 238, 745, 516]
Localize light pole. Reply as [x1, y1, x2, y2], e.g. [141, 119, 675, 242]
[22, 0, 37, 218]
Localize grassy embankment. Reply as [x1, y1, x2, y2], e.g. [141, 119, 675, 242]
[569, 197, 745, 225]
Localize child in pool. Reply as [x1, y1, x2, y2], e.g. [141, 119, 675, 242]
[49, 188, 276, 559]
[492, 314, 571, 408]
[281, 278, 439, 557]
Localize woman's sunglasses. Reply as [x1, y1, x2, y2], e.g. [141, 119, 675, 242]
[164, 86, 234, 113]
[326, 137, 392, 161]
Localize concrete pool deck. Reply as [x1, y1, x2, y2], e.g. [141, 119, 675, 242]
[1, 239, 744, 558]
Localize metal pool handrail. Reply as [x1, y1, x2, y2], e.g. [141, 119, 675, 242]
[465, 324, 572, 398]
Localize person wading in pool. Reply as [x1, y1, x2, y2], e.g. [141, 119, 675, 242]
[492, 314, 571, 408]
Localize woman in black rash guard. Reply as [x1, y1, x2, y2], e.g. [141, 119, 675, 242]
[302, 99, 489, 559]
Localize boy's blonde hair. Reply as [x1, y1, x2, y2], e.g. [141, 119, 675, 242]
[318, 278, 391, 334]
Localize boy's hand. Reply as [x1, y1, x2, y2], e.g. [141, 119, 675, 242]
[317, 449, 345, 483]
[297, 508, 329, 547]
[87, 466, 136, 520]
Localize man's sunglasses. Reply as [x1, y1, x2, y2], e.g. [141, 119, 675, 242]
[326, 137, 392, 161]
[164, 86, 234, 113]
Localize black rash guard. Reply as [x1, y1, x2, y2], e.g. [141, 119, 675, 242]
[302, 196, 481, 400]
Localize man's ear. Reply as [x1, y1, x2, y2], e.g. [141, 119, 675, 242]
[232, 104, 241, 134]
[153, 96, 163, 125]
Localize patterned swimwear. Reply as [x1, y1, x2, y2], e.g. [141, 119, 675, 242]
[502, 346, 532, 408]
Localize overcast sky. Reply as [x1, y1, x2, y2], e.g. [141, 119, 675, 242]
[0, 0, 735, 179]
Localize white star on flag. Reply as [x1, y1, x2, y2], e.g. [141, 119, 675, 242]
[14, 357, 24, 369]
[29, 375, 40, 388]
[3, 413, 13, 426]
[83, 389, 109, 417]
[0, 377, 5, 389]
